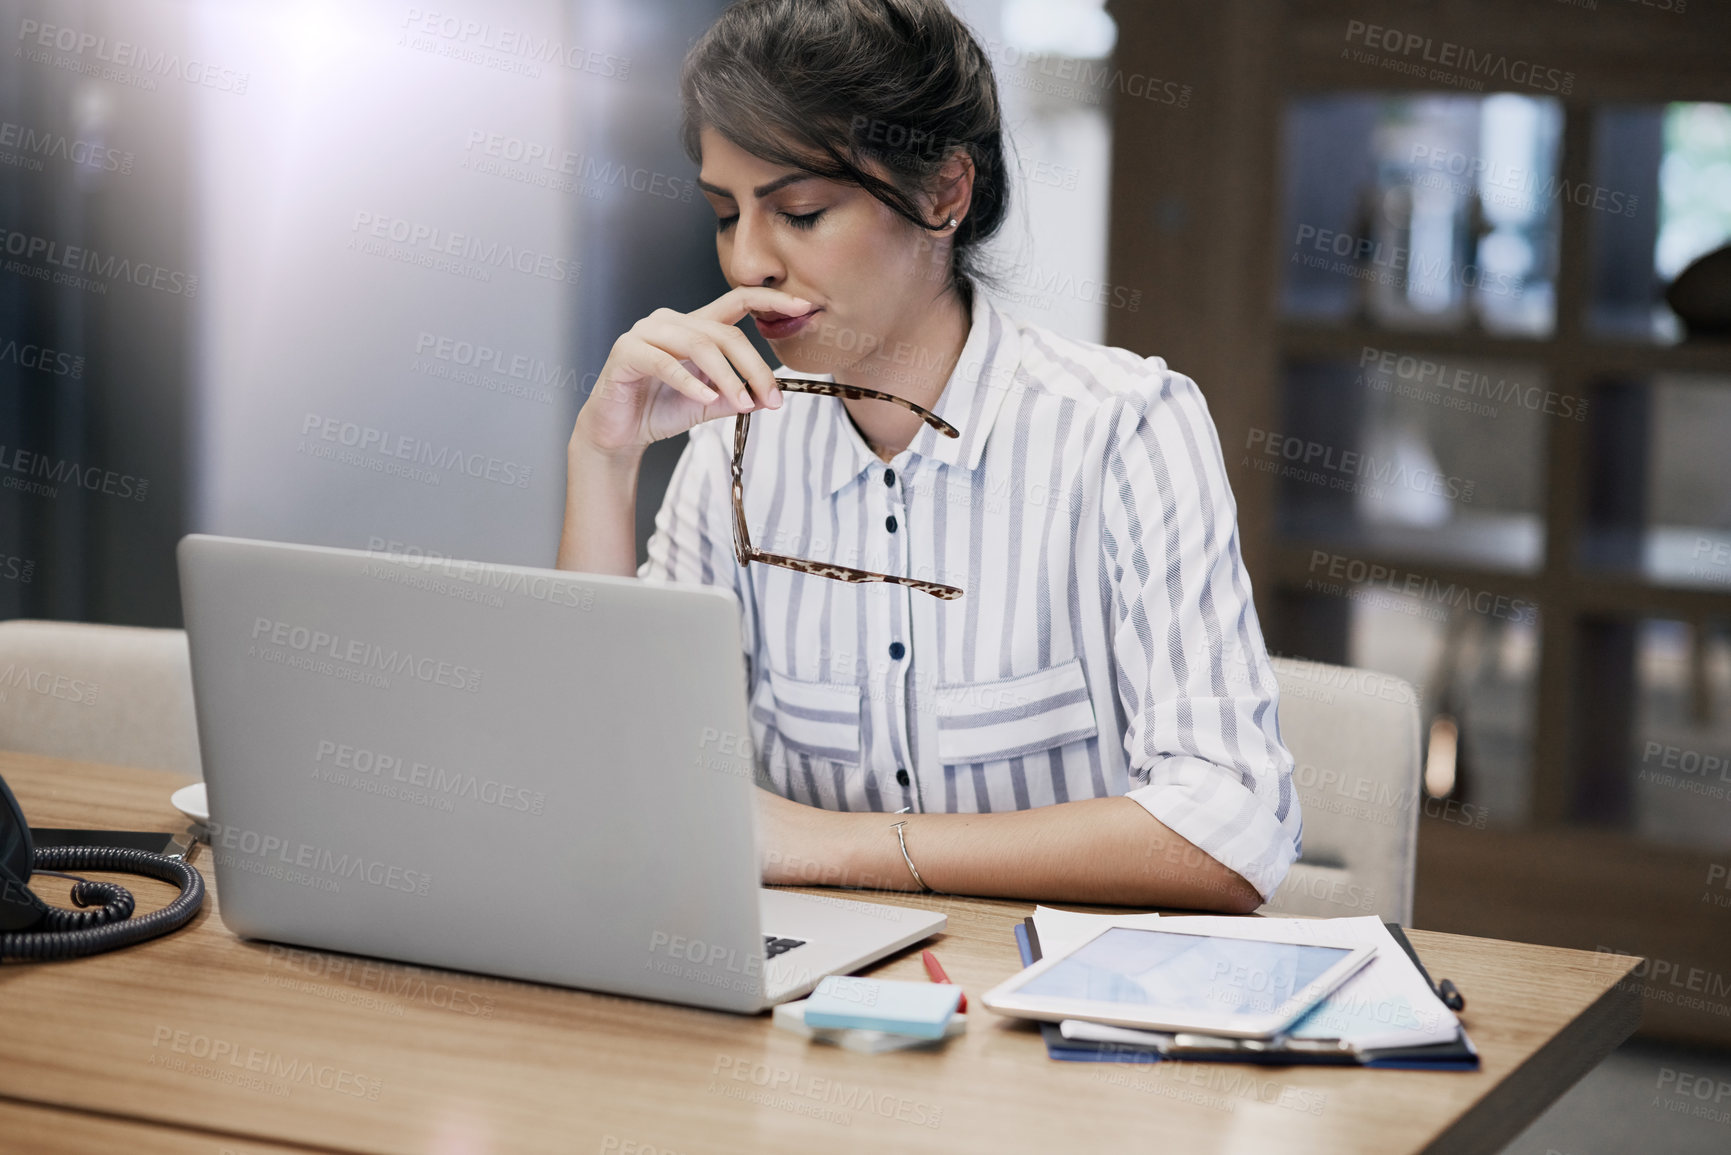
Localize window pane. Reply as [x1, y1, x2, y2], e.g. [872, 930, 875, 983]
[1631, 619, 1731, 853]
[1282, 92, 1562, 337]
[1268, 576, 1540, 828]
[1578, 375, 1731, 589]
[1269, 354, 1551, 571]
[1353, 593, 1538, 829]
[1588, 102, 1731, 342]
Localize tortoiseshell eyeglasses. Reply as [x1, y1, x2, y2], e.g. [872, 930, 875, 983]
[730, 374, 965, 600]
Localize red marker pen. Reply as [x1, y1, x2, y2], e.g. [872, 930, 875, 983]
[921, 948, 967, 1012]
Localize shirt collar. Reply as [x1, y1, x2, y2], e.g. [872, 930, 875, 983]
[822, 288, 1021, 497]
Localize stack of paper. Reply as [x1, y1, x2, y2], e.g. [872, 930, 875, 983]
[1029, 907, 1460, 1053]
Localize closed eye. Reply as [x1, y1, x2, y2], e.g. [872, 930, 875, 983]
[714, 210, 825, 234]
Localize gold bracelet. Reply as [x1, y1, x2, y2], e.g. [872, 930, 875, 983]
[890, 820, 933, 892]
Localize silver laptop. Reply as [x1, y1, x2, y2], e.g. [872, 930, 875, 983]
[176, 534, 944, 1013]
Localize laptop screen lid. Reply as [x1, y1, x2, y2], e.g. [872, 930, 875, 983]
[177, 533, 770, 1012]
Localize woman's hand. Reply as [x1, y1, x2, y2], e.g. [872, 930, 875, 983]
[572, 286, 810, 459]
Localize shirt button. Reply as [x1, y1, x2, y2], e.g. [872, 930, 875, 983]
[889, 641, 905, 660]
[884, 468, 896, 487]
[895, 768, 910, 787]
[886, 515, 898, 533]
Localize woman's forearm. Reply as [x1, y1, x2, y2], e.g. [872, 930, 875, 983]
[767, 793, 1262, 913]
[555, 436, 642, 577]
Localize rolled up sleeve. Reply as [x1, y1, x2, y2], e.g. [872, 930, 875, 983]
[1100, 367, 1302, 902]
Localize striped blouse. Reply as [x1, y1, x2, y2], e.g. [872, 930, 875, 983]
[636, 287, 1302, 901]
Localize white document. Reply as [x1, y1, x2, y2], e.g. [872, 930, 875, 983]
[1029, 905, 1161, 958]
[1032, 910, 1460, 1052]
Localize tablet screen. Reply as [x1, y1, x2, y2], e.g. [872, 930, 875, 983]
[1016, 927, 1353, 1016]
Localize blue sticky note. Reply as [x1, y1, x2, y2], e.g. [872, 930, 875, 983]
[803, 976, 962, 1038]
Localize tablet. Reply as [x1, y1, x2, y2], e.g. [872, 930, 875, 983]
[980, 924, 1377, 1039]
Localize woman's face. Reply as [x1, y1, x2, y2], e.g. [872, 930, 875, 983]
[696, 126, 955, 378]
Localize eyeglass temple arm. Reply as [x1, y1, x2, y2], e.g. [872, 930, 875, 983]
[772, 376, 960, 439]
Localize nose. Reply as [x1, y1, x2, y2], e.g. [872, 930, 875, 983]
[723, 209, 784, 290]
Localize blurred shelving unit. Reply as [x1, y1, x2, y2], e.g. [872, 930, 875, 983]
[1106, 0, 1731, 1045]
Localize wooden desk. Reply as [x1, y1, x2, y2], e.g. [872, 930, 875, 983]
[0, 750, 1641, 1155]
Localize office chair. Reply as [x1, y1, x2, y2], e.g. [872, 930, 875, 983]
[0, 620, 203, 778]
[1259, 655, 1422, 926]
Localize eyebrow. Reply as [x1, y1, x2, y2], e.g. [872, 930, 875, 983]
[696, 172, 816, 200]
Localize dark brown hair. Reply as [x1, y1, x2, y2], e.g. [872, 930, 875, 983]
[679, 0, 1009, 299]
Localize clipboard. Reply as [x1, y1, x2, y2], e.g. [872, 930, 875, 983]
[1013, 918, 1479, 1069]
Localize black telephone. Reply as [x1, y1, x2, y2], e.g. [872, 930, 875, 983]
[0, 771, 205, 960]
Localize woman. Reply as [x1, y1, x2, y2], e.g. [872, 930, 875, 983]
[556, 0, 1299, 913]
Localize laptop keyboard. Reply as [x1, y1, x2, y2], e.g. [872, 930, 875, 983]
[764, 935, 806, 959]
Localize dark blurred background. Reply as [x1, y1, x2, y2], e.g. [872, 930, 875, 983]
[2, 2, 1729, 1148]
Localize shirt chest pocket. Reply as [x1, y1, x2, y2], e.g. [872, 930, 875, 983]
[762, 669, 862, 765]
[932, 657, 1100, 764]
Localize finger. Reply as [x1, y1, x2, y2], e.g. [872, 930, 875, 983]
[636, 317, 755, 411]
[683, 339, 755, 411]
[693, 285, 812, 326]
[638, 346, 719, 405]
[695, 318, 782, 408]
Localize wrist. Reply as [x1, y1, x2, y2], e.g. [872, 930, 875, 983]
[843, 812, 926, 893]
[568, 423, 644, 474]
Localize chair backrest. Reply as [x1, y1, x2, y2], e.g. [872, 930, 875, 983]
[0, 619, 203, 778]
[1259, 655, 1421, 926]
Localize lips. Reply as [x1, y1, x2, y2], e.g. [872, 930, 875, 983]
[752, 308, 820, 340]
